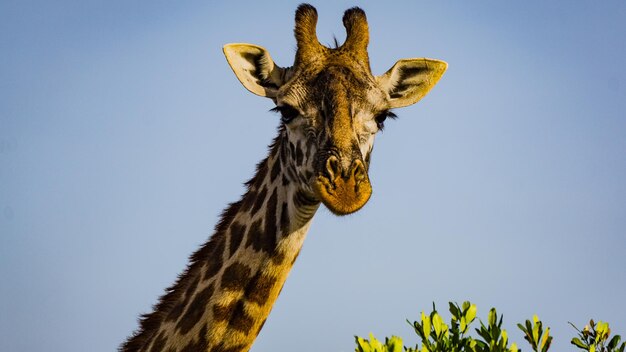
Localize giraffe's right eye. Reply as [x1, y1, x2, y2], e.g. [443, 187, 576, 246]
[374, 110, 397, 130]
[271, 105, 300, 124]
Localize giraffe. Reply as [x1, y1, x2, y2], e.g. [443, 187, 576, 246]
[121, 4, 446, 352]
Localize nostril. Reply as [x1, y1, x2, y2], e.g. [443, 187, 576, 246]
[325, 156, 341, 181]
[352, 160, 366, 183]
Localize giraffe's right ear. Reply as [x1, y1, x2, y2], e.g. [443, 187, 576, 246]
[223, 43, 287, 98]
[377, 58, 448, 109]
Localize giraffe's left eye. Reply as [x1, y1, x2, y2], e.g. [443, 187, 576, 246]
[271, 105, 300, 124]
[374, 110, 397, 130]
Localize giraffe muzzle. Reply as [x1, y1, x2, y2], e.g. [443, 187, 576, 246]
[313, 155, 372, 215]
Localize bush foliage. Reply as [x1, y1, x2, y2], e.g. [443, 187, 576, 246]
[355, 301, 624, 352]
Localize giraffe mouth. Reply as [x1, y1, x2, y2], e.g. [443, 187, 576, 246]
[312, 159, 372, 215]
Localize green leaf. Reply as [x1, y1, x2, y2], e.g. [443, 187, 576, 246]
[532, 321, 540, 346]
[355, 336, 371, 352]
[366, 333, 383, 351]
[540, 327, 550, 351]
[432, 313, 443, 337]
[422, 312, 431, 339]
[542, 335, 553, 352]
[608, 335, 621, 350]
[469, 339, 477, 350]
[597, 321, 610, 342]
[517, 323, 528, 334]
[477, 329, 491, 343]
[488, 309, 497, 327]
[387, 336, 404, 352]
[449, 302, 460, 320]
[466, 304, 478, 324]
[525, 320, 533, 337]
[571, 337, 588, 350]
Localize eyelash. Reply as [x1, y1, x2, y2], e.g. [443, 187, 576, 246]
[374, 110, 397, 130]
[270, 105, 300, 124]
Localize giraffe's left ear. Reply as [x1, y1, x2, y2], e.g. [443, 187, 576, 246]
[223, 43, 287, 98]
[376, 58, 448, 109]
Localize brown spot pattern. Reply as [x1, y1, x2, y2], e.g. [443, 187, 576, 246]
[271, 252, 285, 266]
[203, 237, 225, 281]
[165, 276, 199, 322]
[229, 300, 255, 332]
[221, 262, 252, 291]
[212, 302, 233, 322]
[270, 157, 281, 182]
[240, 189, 256, 213]
[264, 190, 278, 246]
[228, 222, 246, 258]
[251, 186, 267, 215]
[245, 219, 276, 254]
[176, 283, 215, 335]
[245, 272, 277, 306]
[289, 142, 296, 157]
[278, 203, 290, 253]
[179, 323, 208, 352]
[286, 165, 299, 184]
[148, 331, 166, 352]
[295, 141, 304, 166]
[209, 343, 249, 352]
[213, 299, 254, 332]
[280, 141, 288, 164]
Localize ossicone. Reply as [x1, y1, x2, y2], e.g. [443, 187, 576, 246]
[341, 7, 369, 54]
[294, 4, 324, 60]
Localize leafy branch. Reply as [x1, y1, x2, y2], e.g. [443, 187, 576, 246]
[355, 301, 623, 352]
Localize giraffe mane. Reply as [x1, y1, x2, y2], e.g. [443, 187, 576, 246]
[120, 129, 285, 351]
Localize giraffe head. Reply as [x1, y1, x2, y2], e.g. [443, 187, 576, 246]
[224, 4, 446, 215]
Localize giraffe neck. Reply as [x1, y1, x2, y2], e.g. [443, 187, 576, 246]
[121, 134, 320, 352]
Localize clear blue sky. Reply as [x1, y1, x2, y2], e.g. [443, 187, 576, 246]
[1, 1, 624, 351]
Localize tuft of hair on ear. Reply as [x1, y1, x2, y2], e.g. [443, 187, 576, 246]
[254, 53, 272, 82]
